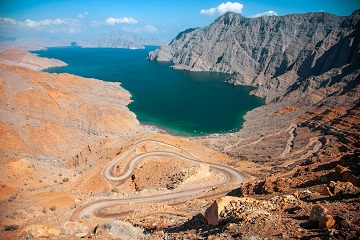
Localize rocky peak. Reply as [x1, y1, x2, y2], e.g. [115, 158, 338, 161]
[213, 11, 246, 26]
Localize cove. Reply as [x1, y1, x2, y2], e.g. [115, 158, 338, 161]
[33, 46, 264, 136]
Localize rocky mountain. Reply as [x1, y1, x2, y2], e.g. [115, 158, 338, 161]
[149, 10, 360, 102]
[80, 29, 168, 49]
[144, 12, 359, 239]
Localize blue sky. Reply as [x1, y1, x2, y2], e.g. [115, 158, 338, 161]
[1, 0, 359, 40]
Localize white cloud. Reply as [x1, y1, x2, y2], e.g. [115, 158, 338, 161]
[78, 12, 88, 19]
[105, 17, 138, 25]
[24, 18, 66, 28]
[200, 8, 217, 15]
[0, 17, 18, 25]
[250, 10, 278, 18]
[0, 16, 81, 33]
[24, 19, 38, 27]
[200, 2, 244, 16]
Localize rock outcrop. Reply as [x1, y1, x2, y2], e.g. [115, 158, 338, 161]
[93, 220, 144, 240]
[204, 196, 272, 226]
[149, 10, 360, 102]
[309, 205, 335, 229]
[20, 224, 61, 238]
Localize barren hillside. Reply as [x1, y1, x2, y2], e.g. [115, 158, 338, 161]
[0, 8, 359, 237]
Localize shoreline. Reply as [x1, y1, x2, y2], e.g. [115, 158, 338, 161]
[21, 47, 258, 139]
[138, 122, 241, 139]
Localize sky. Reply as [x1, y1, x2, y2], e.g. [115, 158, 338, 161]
[0, 0, 360, 41]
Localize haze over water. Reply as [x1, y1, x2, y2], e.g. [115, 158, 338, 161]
[34, 46, 264, 136]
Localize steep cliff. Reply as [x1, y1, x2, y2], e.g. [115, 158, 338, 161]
[149, 10, 360, 102]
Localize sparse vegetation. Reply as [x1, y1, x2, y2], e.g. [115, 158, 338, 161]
[63, 177, 69, 182]
[8, 194, 17, 202]
[49, 206, 56, 211]
[4, 225, 18, 231]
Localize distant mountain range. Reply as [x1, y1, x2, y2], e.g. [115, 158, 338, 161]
[78, 29, 169, 49]
[0, 29, 169, 51]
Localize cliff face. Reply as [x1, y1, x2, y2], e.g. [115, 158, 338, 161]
[148, 11, 360, 102]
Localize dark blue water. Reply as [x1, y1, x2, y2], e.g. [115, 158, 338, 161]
[33, 46, 264, 136]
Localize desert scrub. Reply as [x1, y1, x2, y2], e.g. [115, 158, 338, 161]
[8, 194, 17, 202]
[4, 225, 18, 231]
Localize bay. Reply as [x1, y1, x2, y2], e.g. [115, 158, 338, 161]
[33, 46, 264, 136]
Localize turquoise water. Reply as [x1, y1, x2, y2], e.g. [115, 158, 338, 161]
[33, 47, 264, 136]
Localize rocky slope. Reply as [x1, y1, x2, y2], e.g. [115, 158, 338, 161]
[149, 10, 359, 102]
[144, 10, 360, 239]
[0, 51, 139, 168]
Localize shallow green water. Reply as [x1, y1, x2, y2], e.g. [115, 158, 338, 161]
[33, 46, 264, 136]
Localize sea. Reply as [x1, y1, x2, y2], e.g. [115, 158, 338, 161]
[32, 46, 264, 136]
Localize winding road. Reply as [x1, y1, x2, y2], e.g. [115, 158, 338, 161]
[224, 124, 298, 152]
[71, 139, 243, 220]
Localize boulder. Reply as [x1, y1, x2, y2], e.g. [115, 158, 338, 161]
[334, 165, 359, 186]
[333, 181, 357, 194]
[204, 196, 271, 226]
[62, 221, 88, 235]
[319, 215, 336, 229]
[309, 205, 336, 229]
[94, 220, 143, 240]
[20, 224, 61, 238]
[205, 196, 241, 225]
[320, 186, 333, 196]
[309, 205, 328, 222]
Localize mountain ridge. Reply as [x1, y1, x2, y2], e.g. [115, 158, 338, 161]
[79, 29, 169, 49]
[148, 10, 359, 103]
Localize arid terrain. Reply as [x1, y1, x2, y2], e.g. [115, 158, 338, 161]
[0, 50, 244, 239]
[1, 10, 360, 239]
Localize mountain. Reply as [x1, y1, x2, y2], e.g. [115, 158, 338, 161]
[80, 29, 169, 49]
[147, 15, 360, 239]
[148, 10, 360, 102]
